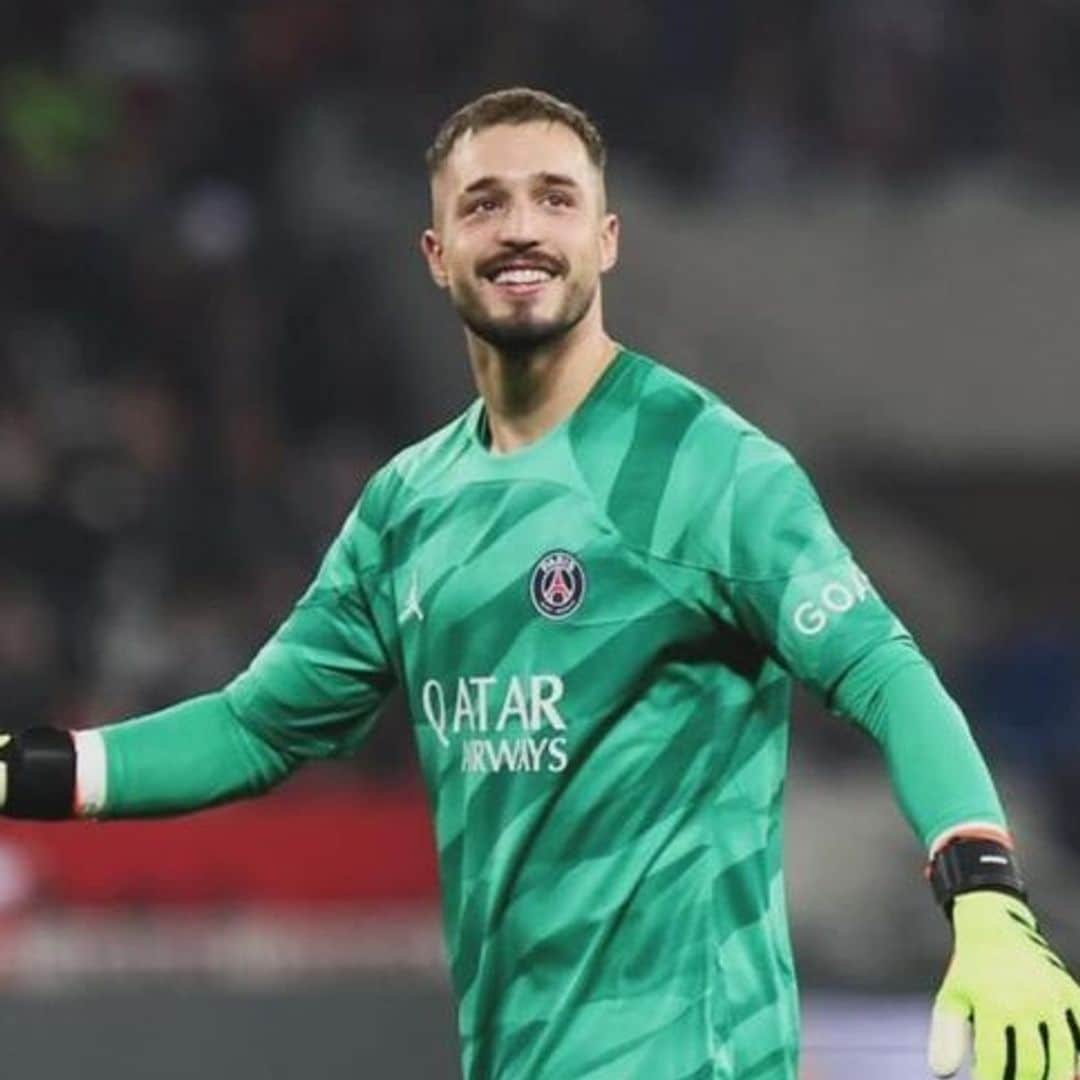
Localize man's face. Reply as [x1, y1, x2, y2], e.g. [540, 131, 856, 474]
[422, 121, 619, 352]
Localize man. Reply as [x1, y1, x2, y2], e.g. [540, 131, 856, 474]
[1, 87, 1077, 1080]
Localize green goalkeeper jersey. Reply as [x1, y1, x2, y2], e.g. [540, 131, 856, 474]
[100, 345, 1006, 1077]
[222, 346, 909, 1079]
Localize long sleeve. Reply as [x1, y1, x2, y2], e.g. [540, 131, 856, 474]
[715, 430, 1007, 848]
[98, 691, 293, 817]
[717, 431, 913, 699]
[97, 477, 398, 817]
[830, 639, 1007, 850]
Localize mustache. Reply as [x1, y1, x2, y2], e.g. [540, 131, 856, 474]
[478, 251, 567, 279]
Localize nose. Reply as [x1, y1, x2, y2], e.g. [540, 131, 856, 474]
[496, 197, 540, 246]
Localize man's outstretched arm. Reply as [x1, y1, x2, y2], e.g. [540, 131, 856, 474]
[718, 429, 1080, 1080]
[833, 643, 1080, 1080]
[0, 476, 397, 821]
[0, 694, 293, 821]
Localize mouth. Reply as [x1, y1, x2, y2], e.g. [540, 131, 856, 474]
[482, 261, 560, 298]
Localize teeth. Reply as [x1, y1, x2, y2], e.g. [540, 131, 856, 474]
[493, 268, 552, 285]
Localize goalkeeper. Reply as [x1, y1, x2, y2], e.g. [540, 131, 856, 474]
[2, 87, 1078, 1080]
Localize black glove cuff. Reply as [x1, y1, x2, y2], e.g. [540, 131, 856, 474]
[0, 728, 76, 819]
[928, 836, 1027, 918]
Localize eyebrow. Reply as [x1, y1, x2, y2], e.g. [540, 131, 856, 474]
[461, 171, 582, 195]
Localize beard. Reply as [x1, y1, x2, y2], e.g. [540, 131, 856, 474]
[450, 274, 597, 355]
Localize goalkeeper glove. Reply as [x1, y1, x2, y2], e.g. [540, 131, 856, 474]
[0, 729, 76, 818]
[928, 839, 1080, 1080]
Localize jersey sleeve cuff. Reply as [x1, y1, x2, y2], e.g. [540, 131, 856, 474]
[927, 821, 1012, 859]
[73, 729, 108, 818]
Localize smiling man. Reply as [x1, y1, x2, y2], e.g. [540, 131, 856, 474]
[421, 105, 619, 454]
[1, 88, 1078, 1080]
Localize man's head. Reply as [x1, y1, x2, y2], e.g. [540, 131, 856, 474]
[421, 88, 619, 355]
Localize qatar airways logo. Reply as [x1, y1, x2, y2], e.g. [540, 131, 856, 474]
[792, 566, 875, 636]
[421, 674, 569, 773]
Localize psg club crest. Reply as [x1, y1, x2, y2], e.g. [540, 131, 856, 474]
[530, 550, 586, 620]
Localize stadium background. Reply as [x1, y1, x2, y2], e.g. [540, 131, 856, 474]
[0, 2, 1078, 1077]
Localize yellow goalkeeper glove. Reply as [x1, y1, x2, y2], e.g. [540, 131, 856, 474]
[929, 890, 1080, 1080]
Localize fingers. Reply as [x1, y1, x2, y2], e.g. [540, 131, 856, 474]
[971, 1010, 1007, 1080]
[930, 1003, 971, 1077]
[1067, 1007, 1080, 1055]
[970, 1017, 1076, 1080]
[1045, 1016, 1076, 1080]
[1066, 1006, 1080, 1080]
[1009, 1021, 1041, 1080]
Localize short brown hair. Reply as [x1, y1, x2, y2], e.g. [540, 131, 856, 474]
[425, 87, 606, 177]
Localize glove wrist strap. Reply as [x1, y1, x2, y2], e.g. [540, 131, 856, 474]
[927, 836, 1026, 918]
[0, 728, 76, 819]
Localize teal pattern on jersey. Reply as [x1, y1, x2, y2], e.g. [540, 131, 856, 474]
[220, 348, 917, 1078]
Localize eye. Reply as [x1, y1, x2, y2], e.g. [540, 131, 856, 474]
[542, 190, 573, 208]
[466, 197, 500, 216]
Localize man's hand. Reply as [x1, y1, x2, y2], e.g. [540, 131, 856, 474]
[0, 728, 76, 818]
[929, 891, 1080, 1080]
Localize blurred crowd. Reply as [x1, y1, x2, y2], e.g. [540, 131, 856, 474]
[0, 0, 1078, 786]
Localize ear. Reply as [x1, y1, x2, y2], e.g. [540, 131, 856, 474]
[421, 228, 449, 288]
[599, 212, 620, 274]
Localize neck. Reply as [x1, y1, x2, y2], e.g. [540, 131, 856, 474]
[467, 305, 619, 454]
